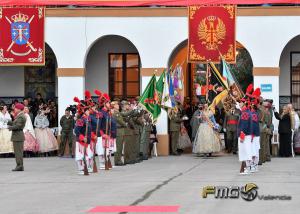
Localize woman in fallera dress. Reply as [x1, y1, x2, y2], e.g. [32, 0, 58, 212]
[34, 109, 58, 155]
[193, 104, 221, 156]
[0, 105, 13, 155]
[23, 106, 39, 155]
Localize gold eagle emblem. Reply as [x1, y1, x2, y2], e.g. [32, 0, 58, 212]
[198, 16, 226, 50]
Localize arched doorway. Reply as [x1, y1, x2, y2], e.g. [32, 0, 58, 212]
[85, 35, 141, 100]
[24, 43, 57, 101]
[168, 40, 253, 103]
[279, 35, 300, 113]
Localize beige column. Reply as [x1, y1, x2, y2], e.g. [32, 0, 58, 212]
[57, 68, 85, 155]
[252, 67, 280, 76]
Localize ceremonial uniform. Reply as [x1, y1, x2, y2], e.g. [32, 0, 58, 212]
[59, 115, 74, 156]
[90, 110, 102, 170]
[223, 108, 240, 153]
[98, 108, 112, 169]
[238, 106, 252, 172]
[74, 115, 93, 173]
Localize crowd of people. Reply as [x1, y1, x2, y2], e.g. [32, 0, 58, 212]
[0, 85, 299, 174]
[0, 93, 58, 158]
[72, 91, 158, 174]
[172, 84, 300, 175]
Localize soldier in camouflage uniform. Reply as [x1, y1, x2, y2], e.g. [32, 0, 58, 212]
[258, 102, 272, 164]
[223, 105, 240, 154]
[140, 112, 152, 160]
[111, 101, 126, 166]
[132, 106, 144, 162]
[121, 101, 136, 164]
[262, 101, 272, 162]
[169, 106, 182, 155]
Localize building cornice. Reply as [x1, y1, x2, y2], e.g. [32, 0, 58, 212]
[46, 6, 300, 17]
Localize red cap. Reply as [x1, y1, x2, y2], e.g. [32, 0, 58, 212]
[15, 103, 24, 111]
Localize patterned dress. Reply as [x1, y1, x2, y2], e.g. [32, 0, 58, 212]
[0, 112, 13, 154]
[193, 110, 221, 154]
[23, 113, 39, 152]
[34, 114, 58, 153]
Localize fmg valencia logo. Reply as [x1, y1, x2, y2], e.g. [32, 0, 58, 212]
[202, 183, 292, 201]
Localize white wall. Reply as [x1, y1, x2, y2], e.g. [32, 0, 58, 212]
[44, 16, 300, 69]
[2, 14, 300, 131]
[0, 66, 24, 97]
[58, 76, 84, 132]
[279, 35, 300, 96]
[85, 35, 138, 93]
[254, 76, 279, 130]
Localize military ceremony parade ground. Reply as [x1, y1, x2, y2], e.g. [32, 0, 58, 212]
[0, 154, 299, 214]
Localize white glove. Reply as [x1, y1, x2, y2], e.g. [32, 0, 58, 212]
[223, 128, 226, 132]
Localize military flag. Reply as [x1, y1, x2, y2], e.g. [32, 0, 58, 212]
[220, 58, 244, 98]
[138, 75, 161, 122]
[154, 70, 165, 118]
[161, 70, 173, 109]
[207, 62, 229, 113]
[188, 5, 236, 63]
[0, 7, 45, 65]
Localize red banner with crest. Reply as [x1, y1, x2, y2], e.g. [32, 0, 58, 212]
[188, 5, 236, 63]
[0, 7, 45, 65]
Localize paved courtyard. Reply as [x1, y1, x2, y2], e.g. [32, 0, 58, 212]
[0, 154, 299, 214]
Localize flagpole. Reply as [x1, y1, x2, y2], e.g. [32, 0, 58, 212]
[218, 49, 245, 98]
[206, 61, 209, 103]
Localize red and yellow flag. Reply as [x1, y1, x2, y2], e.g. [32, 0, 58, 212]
[188, 5, 236, 63]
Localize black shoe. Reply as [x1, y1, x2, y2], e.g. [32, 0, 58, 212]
[233, 151, 237, 155]
[12, 167, 24, 171]
[115, 162, 124, 166]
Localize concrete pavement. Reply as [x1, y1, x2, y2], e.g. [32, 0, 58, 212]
[0, 154, 299, 214]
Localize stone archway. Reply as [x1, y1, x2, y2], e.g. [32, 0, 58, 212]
[85, 35, 141, 100]
[24, 43, 58, 101]
[279, 35, 300, 113]
[167, 40, 253, 103]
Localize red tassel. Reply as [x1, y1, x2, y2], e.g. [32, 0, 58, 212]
[240, 131, 245, 141]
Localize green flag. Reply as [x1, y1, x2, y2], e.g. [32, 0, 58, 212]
[154, 70, 165, 118]
[139, 75, 160, 122]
